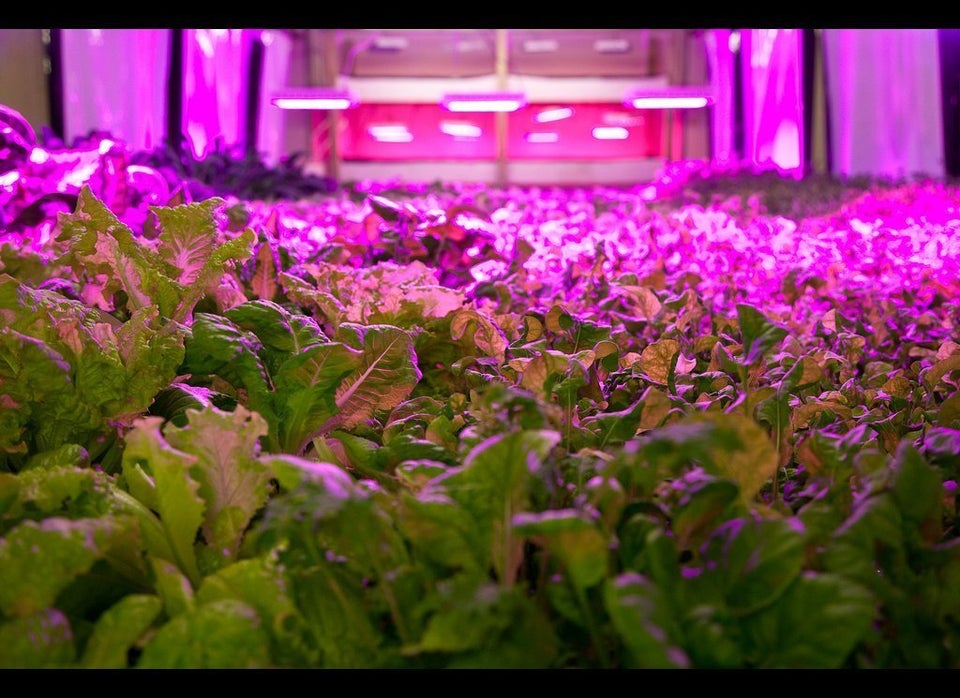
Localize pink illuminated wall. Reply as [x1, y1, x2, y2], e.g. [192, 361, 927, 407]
[741, 29, 804, 176]
[822, 29, 944, 180]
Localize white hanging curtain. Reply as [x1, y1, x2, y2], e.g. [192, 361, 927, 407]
[741, 29, 805, 177]
[255, 29, 293, 167]
[823, 29, 944, 179]
[702, 29, 737, 165]
[59, 29, 170, 150]
[182, 29, 253, 159]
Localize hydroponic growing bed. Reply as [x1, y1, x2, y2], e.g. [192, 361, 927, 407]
[2, 109, 960, 669]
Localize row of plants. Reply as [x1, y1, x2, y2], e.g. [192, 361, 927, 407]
[1, 112, 960, 667]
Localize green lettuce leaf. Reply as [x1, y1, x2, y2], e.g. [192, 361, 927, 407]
[57, 186, 254, 324]
[695, 516, 807, 614]
[57, 186, 182, 316]
[0, 275, 185, 454]
[12, 464, 113, 519]
[136, 598, 271, 668]
[80, 594, 164, 668]
[295, 259, 465, 328]
[512, 509, 609, 590]
[195, 555, 316, 667]
[273, 341, 362, 454]
[181, 312, 277, 442]
[0, 517, 119, 617]
[121, 417, 204, 585]
[154, 197, 226, 285]
[638, 413, 779, 505]
[428, 429, 561, 582]
[394, 491, 485, 573]
[0, 608, 75, 668]
[736, 303, 788, 367]
[224, 299, 328, 375]
[604, 572, 689, 668]
[162, 406, 273, 559]
[581, 396, 646, 447]
[404, 580, 558, 668]
[0, 327, 99, 454]
[112, 305, 187, 420]
[322, 323, 422, 435]
[150, 557, 195, 619]
[741, 573, 876, 668]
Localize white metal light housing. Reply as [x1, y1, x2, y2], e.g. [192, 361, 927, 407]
[270, 88, 359, 110]
[624, 86, 716, 110]
[441, 92, 527, 113]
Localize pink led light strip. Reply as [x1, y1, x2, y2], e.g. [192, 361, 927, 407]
[270, 88, 358, 110]
[624, 86, 715, 110]
[441, 92, 527, 113]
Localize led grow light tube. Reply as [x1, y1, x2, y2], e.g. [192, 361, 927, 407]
[270, 88, 358, 110]
[525, 131, 559, 143]
[441, 92, 527, 113]
[535, 106, 574, 123]
[368, 124, 413, 142]
[592, 126, 629, 140]
[440, 121, 483, 138]
[624, 86, 715, 110]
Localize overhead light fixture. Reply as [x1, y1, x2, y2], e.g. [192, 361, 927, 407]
[624, 86, 715, 110]
[535, 106, 574, 123]
[602, 111, 644, 128]
[594, 38, 630, 53]
[523, 39, 559, 53]
[441, 92, 527, 113]
[372, 36, 409, 51]
[440, 121, 483, 138]
[525, 132, 559, 144]
[270, 88, 358, 110]
[456, 39, 487, 52]
[368, 124, 413, 143]
[592, 126, 629, 140]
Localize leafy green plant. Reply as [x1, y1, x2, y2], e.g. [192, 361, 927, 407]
[2, 163, 960, 668]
